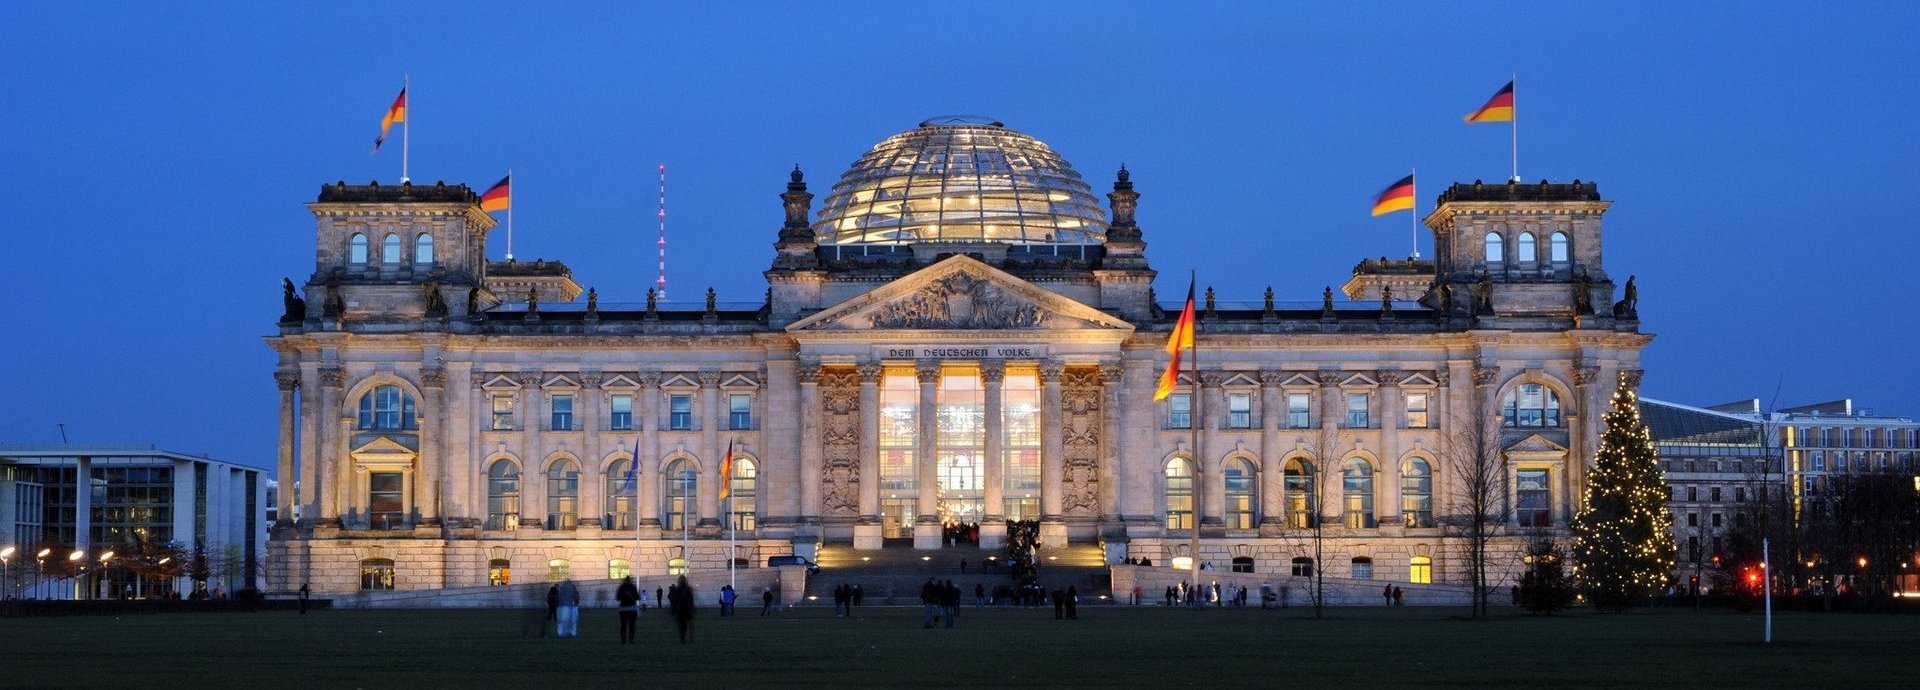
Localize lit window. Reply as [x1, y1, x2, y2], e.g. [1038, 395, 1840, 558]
[669, 394, 693, 430]
[729, 458, 758, 531]
[1343, 459, 1374, 528]
[360, 558, 395, 590]
[1165, 458, 1194, 531]
[1287, 393, 1311, 428]
[1351, 557, 1374, 580]
[1401, 458, 1433, 528]
[368, 471, 404, 529]
[357, 385, 417, 431]
[729, 393, 753, 430]
[349, 233, 368, 265]
[610, 395, 633, 431]
[1409, 556, 1432, 584]
[663, 458, 696, 530]
[550, 394, 574, 431]
[1284, 458, 1315, 529]
[668, 557, 688, 576]
[608, 559, 632, 580]
[382, 234, 401, 264]
[1516, 232, 1537, 262]
[1346, 393, 1369, 428]
[488, 559, 511, 586]
[1223, 458, 1257, 530]
[1517, 469, 1551, 527]
[486, 460, 519, 531]
[546, 460, 579, 530]
[1404, 393, 1428, 429]
[1484, 232, 1504, 263]
[548, 558, 571, 582]
[604, 458, 636, 530]
[415, 233, 434, 265]
[1168, 393, 1192, 429]
[1228, 393, 1252, 428]
[1502, 384, 1562, 427]
[1549, 232, 1569, 263]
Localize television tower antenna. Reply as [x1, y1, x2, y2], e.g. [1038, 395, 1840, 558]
[656, 164, 668, 301]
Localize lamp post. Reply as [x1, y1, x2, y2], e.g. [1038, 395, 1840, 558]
[1, 545, 14, 599]
[1857, 556, 1868, 597]
[99, 551, 116, 600]
[68, 549, 84, 600]
[36, 548, 50, 600]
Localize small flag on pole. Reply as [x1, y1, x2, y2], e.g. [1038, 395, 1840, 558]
[1154, 278, 1196, 401]
[372, 87, 408, 153]
[1465, 80, 1515, 123]
[718, 441, 735, 499]
[480, 175, 511, 213]
[1371, 174, 1416, 216]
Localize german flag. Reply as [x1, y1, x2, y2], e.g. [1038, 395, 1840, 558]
[718, 442, 735, 500]
[1465, 80, 1514, 123]
[479, 175, 510, 213]
[372, 87, 407, 153]
[1154, 278, 1196, 401]
[1371, 174, 1415, 216]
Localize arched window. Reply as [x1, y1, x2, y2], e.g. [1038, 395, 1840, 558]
[356, 385, 417, 431]
[547, 558, 570, 582]
[663, 458, 696, 530]
[415, 233, 435, 265]
[348, 233, 368, 265]
[382, 234, 401, 264]
[608, 559, 632, 580]
[360, 558, 395, 590]
[547, 459, 580, 530]
[1502, 383, 1563, 427]
[1351, 556, 1374, 580]
[1402, 458, 1434, 528]
[1343, 458, 1374, 529]
[1550, 231, 1569, 263]
[1223, 457, 1257, 530]
[1516, 232, 1537, 262]
[1284, 458, 1315, 529]
[604, 458, 636, 530]
[1291, 557, 1314, 577]
[729, 458, 758, 531]
[1409, 555, 1433, 584]
[1483, 232, 1503, 263]
[1164, 457, 1194, 531]
[486, 460, 520, 531]
[487, 558, 511, 586]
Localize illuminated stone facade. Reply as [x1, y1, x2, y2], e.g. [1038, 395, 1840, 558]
[268, 120, 1650, 596]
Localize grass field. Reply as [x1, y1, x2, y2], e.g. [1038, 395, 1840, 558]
[2, 604, 1914, 689]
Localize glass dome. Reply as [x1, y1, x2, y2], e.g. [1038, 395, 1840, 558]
[814, 117, 1108, 245]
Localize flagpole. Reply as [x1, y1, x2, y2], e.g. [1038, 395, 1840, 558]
[1186, 271, 1202, 608]
[505, 168, 515, 261]
[1509, 73, 1519, 182]
[632, 439, 642, 592]
[1408, 167, 1420, 259]
[401, 74, 410, 183]
[726, 442, 737, 591]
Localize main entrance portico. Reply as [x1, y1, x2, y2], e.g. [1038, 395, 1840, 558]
[787, 254, 1134, 550]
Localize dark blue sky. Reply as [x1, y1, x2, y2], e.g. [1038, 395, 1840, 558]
[4, 3, 1916, 469]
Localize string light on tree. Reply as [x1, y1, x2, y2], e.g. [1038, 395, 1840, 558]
[1570, 371, 1678, 612]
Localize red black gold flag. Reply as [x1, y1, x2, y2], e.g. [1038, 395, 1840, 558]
[1465, 81, 1515, 123]
[372, 87, 408, 153]
[480, 175, 511, 213]
[1154, 278, 1196, 401]
[1371, 174, 1415, 216]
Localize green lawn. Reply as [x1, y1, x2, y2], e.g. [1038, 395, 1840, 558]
[2, 605, 1913, 688]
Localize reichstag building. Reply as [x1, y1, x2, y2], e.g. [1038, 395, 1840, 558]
[267, 117, 1649, 594]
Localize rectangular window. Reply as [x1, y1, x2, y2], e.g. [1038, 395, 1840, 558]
[668, 394, 693, 430]
[1351, 558, 1373, 580]
[491, 396, 514, 430]
[1404, 393, 1429, 429]
[729, 393, 753, 430]
[550, 394, 574, 431]
[369, 471, 404, 529]
[1734, 487, 1746, 503]
[1687, 486, 1697, 501]
[1346, 393, 1369, 429]
[1168, 393, 1192, 429]
[1227, 393, 1252, 429]
[1516, 469, 1551, 527]
[610, 395, 633, 431]
[880, 371, 919, 496]
[1811, 451, 1825, 471]
[1687, 512, 1698, 527]
[1836, 455, 1848, 472]
[1287, 393, 1310, 428]
[1711, 513, 1722, 528]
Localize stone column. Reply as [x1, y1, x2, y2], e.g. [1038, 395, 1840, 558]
[1199, 371, 1226, 529]
[1570, 362, 1602, 522]
[1472, 361, 1504, 523]
[1098, 360, 1123, 527]
[299, 364, 322, 525]
[1316, 370, 1343, 527]
[517, 372, 546, 529]
[1038, 361, 1066, 546]
[637, 372, 663, 533]
[1376, 370, 1402, 529]
[1257, 370, 1285, 535]
[980, 361, 1006, 548]
[854, 363, 881, 547]
[697, 371, 723, 530]
[418, 367, 446, 524]
[456, 368, 484, 527]
[798, 363, 824, 530]
[1121, 356, 1157, 526]
[275, 371, 299, 528]
[578, 372, 602, 527]
[913, 360, 942, 549]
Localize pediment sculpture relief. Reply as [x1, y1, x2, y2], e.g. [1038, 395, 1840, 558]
[869, 272, 1048, 329]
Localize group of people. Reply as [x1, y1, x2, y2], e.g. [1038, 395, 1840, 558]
[829, 583, 865, 616]
[1160, 580, 1253, 607]
[1382, 584, 1407, 606]
[557, 576, 698, 644]
[942, 522, 980, 547]
[921, 578, 963, 628]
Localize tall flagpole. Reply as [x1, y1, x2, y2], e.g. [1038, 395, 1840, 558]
[505, 168, 515, 261]
[1510, 73, 1519, 182]
[1186, 271, 1202, 608]
[726, 441, 737, 591]
[401, 74, 410, 183]
[633, 439, 642, 591]
[1409, 167, 1420, 259]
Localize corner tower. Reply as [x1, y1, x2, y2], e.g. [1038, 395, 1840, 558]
[1424, 179, 1627, 327]
[302, 181, 496, 325]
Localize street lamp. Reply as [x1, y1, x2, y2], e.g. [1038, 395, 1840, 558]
[1, 546, 13, 598]
[36, 548, 50, 600]
[99, 551, 115, 600]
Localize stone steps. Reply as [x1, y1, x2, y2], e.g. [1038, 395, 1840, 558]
[805, 544, 1110, 605]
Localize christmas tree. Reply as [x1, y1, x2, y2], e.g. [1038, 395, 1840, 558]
[1570, 372, 1676, 612]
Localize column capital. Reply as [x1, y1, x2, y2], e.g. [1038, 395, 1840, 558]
[420, 368, 446, 389]
[696, 371, 723, 388]
[855, 362, 883, 382]
[1434, 369, 1451, 387]
[1097, 360, 1123, 384]
[1473, 363, 1500, 388]
[1375, 369, 1402, 387]
[1573, 364, 1602, 387]
[274, 371, 301, 391]
[1620, 368, 1645, 390]
[979, 360, 1006, 383]
[636, 370, 663, 387]
[1316, 370, 1342, 388]
[796, 363, 823, 385]
[515, 371, 543, 388]
[1258, 370, 1286, 387]
[915, 360, 942, 383]
[1039, 360, 1066, 382]
[318, 366, 346, 388]
[578, 371, 604, 389]
[1198, 371, 1225, 388]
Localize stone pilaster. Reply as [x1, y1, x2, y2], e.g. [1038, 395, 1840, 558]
[318, 366, 345, 523]
[1098, 361, 1123, 529]
[798, 363, 824, 529]
[851, 363, 880, 548]
[1257, 370, 1284, 535]
[516, 372, 545, 529]
[697, 371, 723, 531]
[275, 371, 299, 529]
[1198, 371, 1225, 529]
[980, 361, 1006, 548]
[1038, 361, 1066, 546]
[913, 361, 942, 549]
[637, 371, 662, 532]
[418, 367, 446, 523]
[1375, 369, 1402, 528]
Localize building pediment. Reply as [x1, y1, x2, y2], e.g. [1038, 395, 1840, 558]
[349, 436, 419, 470]
[1504, 434, 1569, 456]
[787, 255, 1133, 334]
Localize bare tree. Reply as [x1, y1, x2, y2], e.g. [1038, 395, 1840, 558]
[1439, 391, 1510, 618]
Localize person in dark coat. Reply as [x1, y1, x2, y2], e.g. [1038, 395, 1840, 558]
[616, 577, 640, 644]
[1065, 585, 1079, 620]
[297, 583, 310, 615]
[1052, 588, 1065, 619]
[669, 576, 696, 644]
[943, 580, 960, 628]
[543, 584, 559, 637]
[761, 587, 775, 616]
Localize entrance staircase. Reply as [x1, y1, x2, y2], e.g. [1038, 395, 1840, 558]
[805, 543, 1109, 605]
